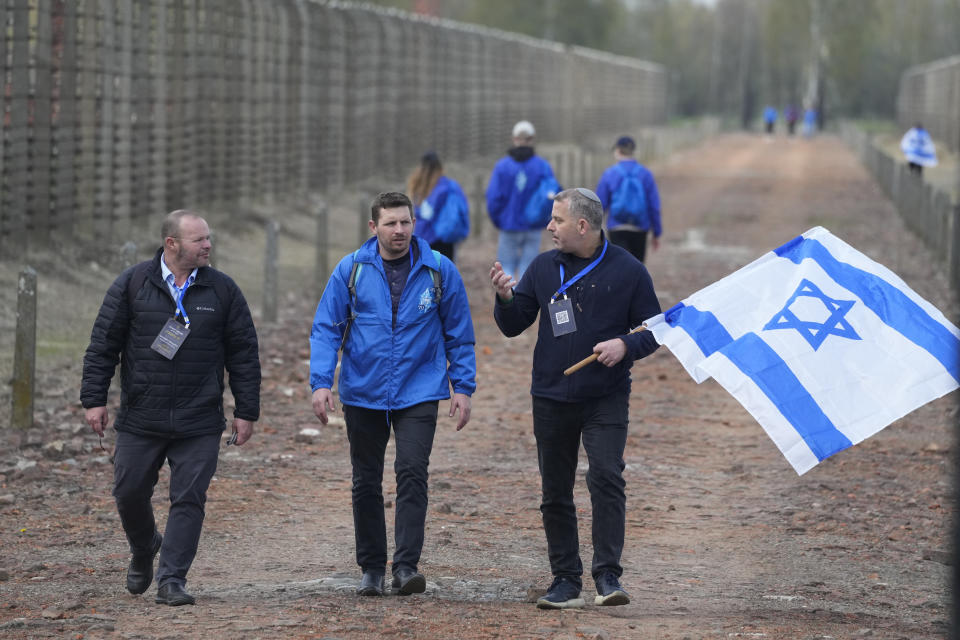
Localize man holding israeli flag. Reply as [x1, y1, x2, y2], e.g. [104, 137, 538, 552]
[644, 226, 959, 475]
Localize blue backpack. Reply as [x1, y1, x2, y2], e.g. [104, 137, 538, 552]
[609, 164, 648, 228]
[522, 173, 560, 227]
[433, 188, 470, 244]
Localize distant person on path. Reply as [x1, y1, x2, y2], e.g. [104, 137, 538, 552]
[489, 188, 661, 610]
[763, 105, 778, 135]
[785, 104, 799, 136]
[486, 120, 560, 281]
[81, 209, 261, 607]
[802, 107, 817, 137]
[406, 150, 470, 262]
[595, 135, 662, 263]
[900, 123, 938, 176]
[310, 191, 476, 597]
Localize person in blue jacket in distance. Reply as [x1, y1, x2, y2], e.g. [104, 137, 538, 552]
[485, 120, 559, 281]
[595, 136, 662, 263]
[309, 192, 477, 598]
[407, 150, 470, 262]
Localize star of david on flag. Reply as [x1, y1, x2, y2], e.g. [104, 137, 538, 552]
[644, 227, 960, 475]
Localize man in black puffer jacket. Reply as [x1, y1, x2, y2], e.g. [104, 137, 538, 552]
[81, 210, 260, 606]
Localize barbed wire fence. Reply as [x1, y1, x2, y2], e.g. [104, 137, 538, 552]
[0, 0, 669, 258]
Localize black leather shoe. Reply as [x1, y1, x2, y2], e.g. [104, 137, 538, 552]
[126, 533, 162, 595]
[356, 570, 385, 596]
[155, 582, 196, 606]
[391, 568, 426, 595]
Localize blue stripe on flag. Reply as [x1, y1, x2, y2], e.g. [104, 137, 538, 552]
[664, 303, 732, 356]
[775, 238, 960, 383]
[667, 303, 853, 461]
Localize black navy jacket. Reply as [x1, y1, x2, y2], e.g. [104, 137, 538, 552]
[494, 236, 661, 402]
[81, 249, 261, 438]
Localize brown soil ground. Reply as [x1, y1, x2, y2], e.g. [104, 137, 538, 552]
[0, 132, 957, 639]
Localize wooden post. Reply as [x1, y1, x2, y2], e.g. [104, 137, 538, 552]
[263, 220, 279, 323]
[314, 201, 329, 298]
[473, 173, 485, 241]
[359, 195, 370, 246]
[12, 267, 37, 430]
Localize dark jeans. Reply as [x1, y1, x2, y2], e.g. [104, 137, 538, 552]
[344, 401, 438, 575]
[532, 393, 629, 588]
[430, 241, 455, 262]
[112, 430, 221, 588]
[609, 228, 648, 263]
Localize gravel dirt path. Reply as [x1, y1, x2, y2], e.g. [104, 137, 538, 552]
[0, 133, 956, 639]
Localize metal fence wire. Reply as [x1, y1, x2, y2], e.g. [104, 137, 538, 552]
[897, 54, 960, 155]
[0, 0, 668, 248]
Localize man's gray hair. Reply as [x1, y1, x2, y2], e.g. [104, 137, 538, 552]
[161, 209, 199, 241]
[553, 188, 603, 230]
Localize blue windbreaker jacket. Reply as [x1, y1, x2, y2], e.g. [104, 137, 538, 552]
[310, 236, 477, 410]
[595, 159, 663, 235]
[485, 152, 557, 231]
[414, 175, 470, 245]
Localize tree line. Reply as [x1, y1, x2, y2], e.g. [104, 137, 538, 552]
[368, 0, 960, 127]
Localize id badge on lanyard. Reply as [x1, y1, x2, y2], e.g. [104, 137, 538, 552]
[150, 280, 192, 360]
[550, 240, 608, 338]
[549, 296, 577, 337]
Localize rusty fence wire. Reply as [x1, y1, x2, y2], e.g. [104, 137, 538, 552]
[0, 0, 668, 253]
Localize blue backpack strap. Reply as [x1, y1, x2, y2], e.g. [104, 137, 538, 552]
[430, 249, 443, 305]
[342, 250, 362, 350]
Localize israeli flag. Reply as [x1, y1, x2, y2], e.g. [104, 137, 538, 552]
[644, 227, 959, 475]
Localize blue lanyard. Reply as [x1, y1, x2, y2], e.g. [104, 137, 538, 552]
[172, 280, 192, 327]
[552, 240, 608, 302]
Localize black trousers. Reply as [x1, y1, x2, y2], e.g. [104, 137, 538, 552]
[608, 228, 649, 263]
[532, 393, 629, 588]
[112, 430, 221, 588]
[344, 401, 438, 574]
[430, 241, 455, 262]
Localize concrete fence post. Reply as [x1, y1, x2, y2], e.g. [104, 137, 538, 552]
[120, 241, 138, 269]
[314, 201, 329, 298]
[12, 267, 38, 430]
[263, 220, 279, 323]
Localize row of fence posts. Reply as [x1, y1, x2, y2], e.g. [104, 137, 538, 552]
[9, 126, 717, 428]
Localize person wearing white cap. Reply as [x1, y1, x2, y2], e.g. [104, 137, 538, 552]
[485, 120, 560, 281]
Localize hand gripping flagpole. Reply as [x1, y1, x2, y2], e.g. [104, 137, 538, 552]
[563, 325, 647, 376]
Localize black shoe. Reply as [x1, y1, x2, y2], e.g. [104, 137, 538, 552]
[126, 533, 162, 595]
[391, 568, 426, 595]
[357, 570, 385, 596]
[594, 572, 630, 606]
[155, 582, 196, 606]
[536, 577, 585, 609]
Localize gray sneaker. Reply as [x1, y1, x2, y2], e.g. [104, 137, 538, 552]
[536, 577, 585, 609]
[594, 572, 630, 606]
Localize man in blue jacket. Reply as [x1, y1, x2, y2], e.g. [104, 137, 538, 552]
[595, 136, 662, 263]
[486, 120, 559, 281]
[490, 188, 661, 610]
[310, 192, 477, 597]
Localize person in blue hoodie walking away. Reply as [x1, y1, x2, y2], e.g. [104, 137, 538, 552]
[490, 188, 661, 610]
[310, 192, 477, 598]
[407, 151, 470, 262]
[595, 136, 662, 263]
[486, 120, 560, 281]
